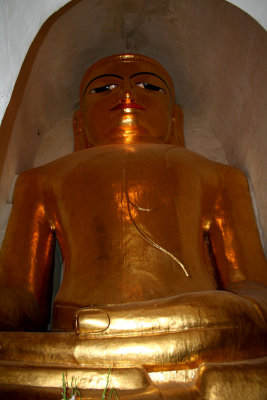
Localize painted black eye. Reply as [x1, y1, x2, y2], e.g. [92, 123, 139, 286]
[136, 82, 165, 93]
[89, 84, 118, 94]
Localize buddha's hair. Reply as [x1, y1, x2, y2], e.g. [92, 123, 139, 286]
[79, 53, 175, 103]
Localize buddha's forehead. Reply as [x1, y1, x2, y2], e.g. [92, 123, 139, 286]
[79, 54, 175, 101]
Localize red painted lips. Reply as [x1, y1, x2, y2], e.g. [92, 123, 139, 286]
[110, 103, 145, 111]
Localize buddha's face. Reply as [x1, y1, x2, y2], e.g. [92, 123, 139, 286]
[79, 55, 176, 146]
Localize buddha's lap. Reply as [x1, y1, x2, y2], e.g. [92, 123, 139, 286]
[1, 290, 266, 368]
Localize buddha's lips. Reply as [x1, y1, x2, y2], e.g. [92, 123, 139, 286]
[110, 103, 145, 111]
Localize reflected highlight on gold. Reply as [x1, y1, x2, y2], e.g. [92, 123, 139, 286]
[216, 216, 239, 269]
[120, 114, 136, 144]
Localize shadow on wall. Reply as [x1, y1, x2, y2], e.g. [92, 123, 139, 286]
[0, 0, 266, 252]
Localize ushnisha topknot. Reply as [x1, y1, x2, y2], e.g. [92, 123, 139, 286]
[79, 53, 175, 103]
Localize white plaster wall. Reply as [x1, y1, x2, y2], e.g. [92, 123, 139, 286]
[0, 0, 71, 125]
[0, 0, 266, 126]
[226, 0, 267, 30]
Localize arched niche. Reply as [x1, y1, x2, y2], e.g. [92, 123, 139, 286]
[0, 0, 266, 252]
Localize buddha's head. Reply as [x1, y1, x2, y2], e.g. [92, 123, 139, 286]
[73, 54, 184, 149]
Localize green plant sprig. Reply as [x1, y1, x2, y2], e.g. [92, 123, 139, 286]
[61, 368, 118, 400]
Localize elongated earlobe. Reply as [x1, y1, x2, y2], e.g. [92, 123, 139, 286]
[169, 104, 185, 147]
[73, 110, 91, 151]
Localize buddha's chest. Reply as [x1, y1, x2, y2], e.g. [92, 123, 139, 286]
[53, 145, 206, 223]
[49, 147, 212, 270]
[49, 147, 218, 301]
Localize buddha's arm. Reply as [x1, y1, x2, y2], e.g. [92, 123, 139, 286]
[0, 170, 55, 330]
[206, 166, 267, 316]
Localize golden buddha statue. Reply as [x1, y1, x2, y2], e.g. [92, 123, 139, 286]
[0, 54, 267, 399]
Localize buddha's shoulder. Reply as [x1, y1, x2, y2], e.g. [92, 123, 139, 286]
[164, 146, 230, 168]
[165, 146, 248, 184]
[17, 144, 247, 183]
[18, 147, 115, 179]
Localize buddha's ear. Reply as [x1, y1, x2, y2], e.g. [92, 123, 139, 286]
[169, 104, 185, 147]
[73, 110, 91, 151]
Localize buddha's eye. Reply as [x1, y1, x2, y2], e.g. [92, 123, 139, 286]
[136, 82, 165, 93]
[89, 83, 118, 94]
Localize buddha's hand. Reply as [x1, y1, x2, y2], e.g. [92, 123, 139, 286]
[0, 287, 41, 331]
[73, 282, 267, 366]
[74, 283, 267, 337]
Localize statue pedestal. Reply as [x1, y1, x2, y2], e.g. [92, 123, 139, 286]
[0, 331, 266, 399]
[0, 355, 266, 399]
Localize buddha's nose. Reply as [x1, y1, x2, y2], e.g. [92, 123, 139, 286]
[119, 80, 135, 103]
[120, 92, 134, 104]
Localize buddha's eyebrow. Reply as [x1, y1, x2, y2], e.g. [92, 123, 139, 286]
[129, 72, 171, 94]
[83, 74, 123, 97]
